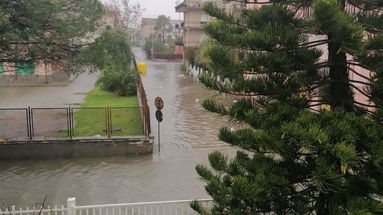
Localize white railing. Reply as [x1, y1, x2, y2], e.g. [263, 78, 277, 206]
[0, 198, 213, 215]
[0, 205, 67, 215]
[187, 65, 204, 77]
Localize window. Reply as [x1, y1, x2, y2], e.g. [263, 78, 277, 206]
[16, 62, 34, 74]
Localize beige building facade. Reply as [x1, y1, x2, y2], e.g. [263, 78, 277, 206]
[176, 0, 246, 49]
[176, 1, 209, 48]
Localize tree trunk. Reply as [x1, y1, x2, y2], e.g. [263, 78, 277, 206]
[327, 37, 354, 111]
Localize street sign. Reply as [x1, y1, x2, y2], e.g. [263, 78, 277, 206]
[155, 110, 163, 122]
[155, 97, 164, 110]
[155, 97, 164, 153]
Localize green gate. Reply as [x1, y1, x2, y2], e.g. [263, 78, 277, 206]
[0, 63, 3, 73]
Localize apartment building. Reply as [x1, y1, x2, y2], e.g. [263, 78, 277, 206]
[176, 0, 208, 48]
[175, 0, 246, 49]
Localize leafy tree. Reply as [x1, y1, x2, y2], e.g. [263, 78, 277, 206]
[1, 0, 137, 95]
[143, 34, 173, 58]
[104, 0, 143, 37]
[87, 29, 137, 96]
[192, 0, 383, 214]
[0, 0, 104, 65]
[154, 15, 173, 43]
[82, 29, 133, 72]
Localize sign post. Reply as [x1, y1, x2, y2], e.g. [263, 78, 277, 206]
[155, 97, 164, 152]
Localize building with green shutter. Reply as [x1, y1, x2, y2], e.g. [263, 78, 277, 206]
[0, 61, 70, 86]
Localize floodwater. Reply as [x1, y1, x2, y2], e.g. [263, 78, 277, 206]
[0, 48, 236, 207]
[0, 72, 100, 139]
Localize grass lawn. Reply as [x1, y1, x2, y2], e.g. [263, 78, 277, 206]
[67, 86, 143, 137]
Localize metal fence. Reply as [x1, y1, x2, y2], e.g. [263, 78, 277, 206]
[0, 108, 29, 140]
[0, 58, 151, 141]
[0, 198, 213, 215]
[134, 58, 151, 137]
[0, 106, 147, 141]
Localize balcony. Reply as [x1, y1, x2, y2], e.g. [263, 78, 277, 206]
[176, 0, 205, 12]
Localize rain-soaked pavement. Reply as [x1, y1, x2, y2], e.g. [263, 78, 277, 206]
[0, 48, 236, 207]
[0, 72, 100, 139]
[0, 72, 99, 108]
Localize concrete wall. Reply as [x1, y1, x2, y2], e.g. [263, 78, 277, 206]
[183, 28, 206, 48]
[0, 137, 153, 160]
[184, 10, 207, 28]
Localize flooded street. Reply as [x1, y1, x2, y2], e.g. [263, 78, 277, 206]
[0, 72, 99, 108]
[0, 72, 100, 139]
[0, 48, 236, 207]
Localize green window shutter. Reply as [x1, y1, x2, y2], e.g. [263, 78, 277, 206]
[16, 62, 35, 74]
[0, 63, 3, 73]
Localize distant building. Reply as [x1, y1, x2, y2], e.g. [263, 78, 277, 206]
[175, 0, 246, 49]
[139, 17, 183, 44]
[175, 0, 209, 49]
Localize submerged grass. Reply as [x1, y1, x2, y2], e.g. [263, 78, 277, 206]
[62, 86, 143, 137]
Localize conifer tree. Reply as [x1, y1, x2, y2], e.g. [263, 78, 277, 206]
[192, 0, 383, 214]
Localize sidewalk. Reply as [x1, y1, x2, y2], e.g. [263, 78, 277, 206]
[0, 72, 100, 107]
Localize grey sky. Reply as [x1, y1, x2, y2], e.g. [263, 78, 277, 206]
[137, 0, 182, 20]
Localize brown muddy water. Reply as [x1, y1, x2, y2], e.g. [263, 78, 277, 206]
[0, 48, 237, 207]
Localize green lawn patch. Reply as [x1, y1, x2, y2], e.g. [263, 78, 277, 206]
[68, 86, 143, 137]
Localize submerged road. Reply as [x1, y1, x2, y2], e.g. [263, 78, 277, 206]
[0, 48, 236, 207]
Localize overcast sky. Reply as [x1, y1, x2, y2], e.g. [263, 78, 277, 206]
[137, 0, 182, 20]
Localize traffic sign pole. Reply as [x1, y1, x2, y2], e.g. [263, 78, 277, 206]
[158, 121, 160, 152]
[155, 97, 164, 153]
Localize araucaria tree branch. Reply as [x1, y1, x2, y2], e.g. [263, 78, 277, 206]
[193, 0, 383, 214]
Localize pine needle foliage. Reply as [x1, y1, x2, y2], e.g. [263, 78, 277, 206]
[194, 0, 383, 214]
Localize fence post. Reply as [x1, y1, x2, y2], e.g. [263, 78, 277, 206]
[67, 198, 76, 215]
[108, 107, 112, 139]
[11, 206, 15, 215]
[69, 107, 73, 139]
[27, 107, 32, 140]
[67, 107, 71, 139]
[26, 108, 30, 140]
[29, 107, 34, 139]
